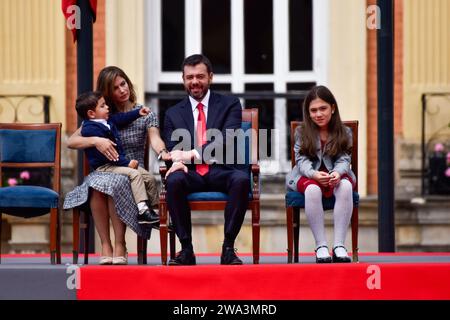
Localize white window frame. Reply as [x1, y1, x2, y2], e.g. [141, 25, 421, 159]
[145, 0, 329, 175]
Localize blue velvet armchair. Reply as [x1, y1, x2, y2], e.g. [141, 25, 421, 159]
[0, 123, 62, 264]
[159, 108, 260, 265]
[285, 120, 359, 263]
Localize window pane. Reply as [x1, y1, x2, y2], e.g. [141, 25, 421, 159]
[286, 82, 315, 160]
[289, 0, 313, 71]
[157, 83, 185, 132]
[162, 0, 185, 71]
[210, 83, 231, 92]
[202, 0, 231, 74]
[244, 0, 273, 74]
[244, 83, 274, 159]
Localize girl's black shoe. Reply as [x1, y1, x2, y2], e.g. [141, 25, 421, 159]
[332, 246, 351, 263]
[315, 245, 332, 263]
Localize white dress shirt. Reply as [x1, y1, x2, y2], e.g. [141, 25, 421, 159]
[91, 118, 110, 130]
[189, 89, 210, 130]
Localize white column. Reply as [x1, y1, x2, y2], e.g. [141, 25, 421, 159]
[185, 0, 202, 56]
[273, 0, 289, 174]
[145, 0, 162, 94]
[231, 0, 245, 94]
[313, 0, 329, 85]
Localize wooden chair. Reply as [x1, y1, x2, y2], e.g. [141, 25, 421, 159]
[0, 123, 62, 264]
[285, 120, 359, 263]
[159, 108, 260, 265]
[72, 139, 152, 265]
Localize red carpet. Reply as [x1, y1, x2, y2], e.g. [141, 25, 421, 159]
[77, 261, 450, 300]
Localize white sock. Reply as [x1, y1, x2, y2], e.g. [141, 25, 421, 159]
[137, 201, 148, 214]
[316, 246, 331, 259]
[333, 179, 353, 248]
[304, 185, 327, 248]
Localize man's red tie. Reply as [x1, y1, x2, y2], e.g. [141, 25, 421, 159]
[196, 103, 209, 175]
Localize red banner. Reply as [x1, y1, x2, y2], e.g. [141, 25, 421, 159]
[61, 0, 97, 42]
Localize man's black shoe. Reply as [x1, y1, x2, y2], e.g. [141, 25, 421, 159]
[168, 249, 196, 266]
[137, 208, 160, 227]
[220, 247, 243, 265]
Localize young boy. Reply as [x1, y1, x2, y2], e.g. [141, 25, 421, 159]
[75, 91, 159, 225]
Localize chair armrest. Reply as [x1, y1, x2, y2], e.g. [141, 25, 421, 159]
[251, 164, 260, 175]
[251, 164, 260, 200]
[159, 165, 167, 176]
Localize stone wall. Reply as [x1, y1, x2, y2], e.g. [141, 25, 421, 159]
[2, 140, 449, 257]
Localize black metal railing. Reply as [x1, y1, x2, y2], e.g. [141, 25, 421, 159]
[146, 90, 309, 162]
[146, 90, 309, 100]
[0, 95, 51, 123]
[421, 92, 450, 196]
[0, 95, 52, 188]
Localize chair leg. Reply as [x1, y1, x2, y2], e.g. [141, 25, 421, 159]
[137, 236, 143, 265]
[143, 236, 148, 264]
[251, 202, 260, 264]
[0, 213, 3, 264]
[56, 209, 62, 264]
[50, 208, 58, 265]
[159, 202, 168, 265]
[293, 207, 300, 263]
[137, 236, 147, 265]
[82, 211, 90, 265]
[286, 206, 294, 263]
[72, 208, 80, 264]
[351, 207, 359, 262]
[169, 226, 176, 260]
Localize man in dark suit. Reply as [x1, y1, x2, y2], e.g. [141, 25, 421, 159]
[163, 54, 250, 265]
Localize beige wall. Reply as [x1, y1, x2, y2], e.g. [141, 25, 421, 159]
[403, 0, 450, 141]
[329, 0, 368, 195]
[105, 0, 145, 104]
[0, 0, 66, 127]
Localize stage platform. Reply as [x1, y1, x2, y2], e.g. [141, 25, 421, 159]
[1, 253, 450, 301]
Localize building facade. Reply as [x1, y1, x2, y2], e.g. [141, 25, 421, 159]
[1, 0, 449, 255]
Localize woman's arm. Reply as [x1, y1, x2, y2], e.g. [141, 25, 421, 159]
[67, 127, 119, 161]
[148, 127, 171, 161]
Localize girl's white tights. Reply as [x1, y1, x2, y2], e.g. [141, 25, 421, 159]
[304, 179, 353, 258]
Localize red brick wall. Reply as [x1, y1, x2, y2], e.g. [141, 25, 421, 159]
[394, 0, 403, 138]
[65, 0, 105, 134]
[65, 26, 77, 134]
[366, 0, 403, 195]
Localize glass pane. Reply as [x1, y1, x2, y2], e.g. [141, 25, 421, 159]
[244, 0, 273, 74]
[244, 83, 274, 159]
[162, 0, 185, 71]
[289, 0, 313, 71]
[157, 83, 185, 133]
[202, 0, 231, 74]
[286, 82, 315, 160]
[210, 83, 231, 93]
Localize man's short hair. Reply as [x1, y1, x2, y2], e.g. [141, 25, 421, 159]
[75, 91, 103, 120]
[181, 54, 213, 74]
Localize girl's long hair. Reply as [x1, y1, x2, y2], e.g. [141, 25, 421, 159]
[96, 66, 137, 113]
[300, 85, 350, 158]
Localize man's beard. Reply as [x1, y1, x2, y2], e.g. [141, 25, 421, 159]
[187, 85, 208, 100]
